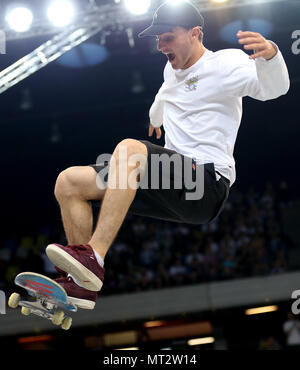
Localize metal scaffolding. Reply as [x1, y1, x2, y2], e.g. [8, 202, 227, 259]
[1, 0, 285, 41]
[0, 24, 105, 94]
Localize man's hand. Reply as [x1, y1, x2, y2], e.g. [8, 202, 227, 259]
[148, 123, 162, 139]
[237, 30, 277, 60]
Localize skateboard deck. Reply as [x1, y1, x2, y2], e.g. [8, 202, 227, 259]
[8, 272, 77, 330]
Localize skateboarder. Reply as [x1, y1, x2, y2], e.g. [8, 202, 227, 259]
[45, 1, 289, 308]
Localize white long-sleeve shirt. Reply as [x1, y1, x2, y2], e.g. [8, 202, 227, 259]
[149, 45, 290, 186]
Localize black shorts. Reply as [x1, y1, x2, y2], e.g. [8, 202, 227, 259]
[90, 140, 230, 225]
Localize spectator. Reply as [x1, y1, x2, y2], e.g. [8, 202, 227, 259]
[283, 312, 300, 349]
[169, 258, 187, 286]
[259, 336, 281, 350]
[271, 251, 287, 274]
[185, 244, 204, 266]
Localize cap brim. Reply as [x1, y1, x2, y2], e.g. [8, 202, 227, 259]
[138, 24, 175, 38]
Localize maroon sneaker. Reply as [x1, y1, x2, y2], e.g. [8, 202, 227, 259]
[55, 276, 97, 310]
[46, 244, 104, 291]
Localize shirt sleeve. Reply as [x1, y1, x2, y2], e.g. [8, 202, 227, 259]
[149, 62, 171, 128]
[149, 82, 166, 128]
[220, 44, 290, 101]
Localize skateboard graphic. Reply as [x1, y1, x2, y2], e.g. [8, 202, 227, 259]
[8, 272, 77, 330]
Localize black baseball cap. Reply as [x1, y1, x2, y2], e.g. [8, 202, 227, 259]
[138, 1, 204, 38]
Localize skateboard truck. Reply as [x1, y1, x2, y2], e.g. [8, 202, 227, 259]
[8, 272, 77, 330]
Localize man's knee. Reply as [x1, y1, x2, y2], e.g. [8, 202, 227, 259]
[115, 139, 147, 156]
[113, 139, 148, 169]
[54, 166, 88, 200]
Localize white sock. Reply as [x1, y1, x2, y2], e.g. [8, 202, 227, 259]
[93, 250, 104, 268]
[68, 274, 84, 288]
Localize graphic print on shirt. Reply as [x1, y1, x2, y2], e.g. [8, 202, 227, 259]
[184, 75, 200, 92]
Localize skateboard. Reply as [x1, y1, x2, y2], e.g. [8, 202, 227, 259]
[8, 272, 77, 330]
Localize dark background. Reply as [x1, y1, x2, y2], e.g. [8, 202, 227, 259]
[0, 0, 299, 236]
[0, 0, 299, 352]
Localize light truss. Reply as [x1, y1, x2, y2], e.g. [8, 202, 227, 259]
[0, 22, 103, 94]
[1, 0, 287, 41]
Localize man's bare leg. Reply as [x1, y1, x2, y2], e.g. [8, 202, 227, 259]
[46, 139, 148, 291]
[54, 166, 105, 244]
[88, 139, 148, 260]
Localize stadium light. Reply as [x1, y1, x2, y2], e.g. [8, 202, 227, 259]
[6, 7, 33, 32]
[211, 0, 229, 3]
[187, 337, 215, 346]
[144, 320, 166, 327]
[245, 305, 278, 315]
[124, 0, 151, 15]
[116, 347, 139, 350]
[47, 1, 75, 27]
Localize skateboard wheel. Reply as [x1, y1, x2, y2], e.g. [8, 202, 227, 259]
[51, 309, 64, 325]
[21, 307, 31, 316]
[61, 316, 72, 330]
[8, 293, 20, 308]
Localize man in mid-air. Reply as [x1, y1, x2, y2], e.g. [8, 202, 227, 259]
[44, 1, 290, 309]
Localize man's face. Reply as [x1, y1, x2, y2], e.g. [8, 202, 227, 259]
[156, 27, 195, 70]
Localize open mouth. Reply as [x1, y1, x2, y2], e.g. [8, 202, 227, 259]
[167, 53, 175, 62]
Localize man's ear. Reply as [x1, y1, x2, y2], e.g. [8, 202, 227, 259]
[191, 27, 200, 40]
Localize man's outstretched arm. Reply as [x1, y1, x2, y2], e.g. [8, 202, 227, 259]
[221, 31, 290, 101]
[237, 30, 290, 100]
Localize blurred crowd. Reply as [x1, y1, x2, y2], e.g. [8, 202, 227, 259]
[0, 180, 296, 296]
